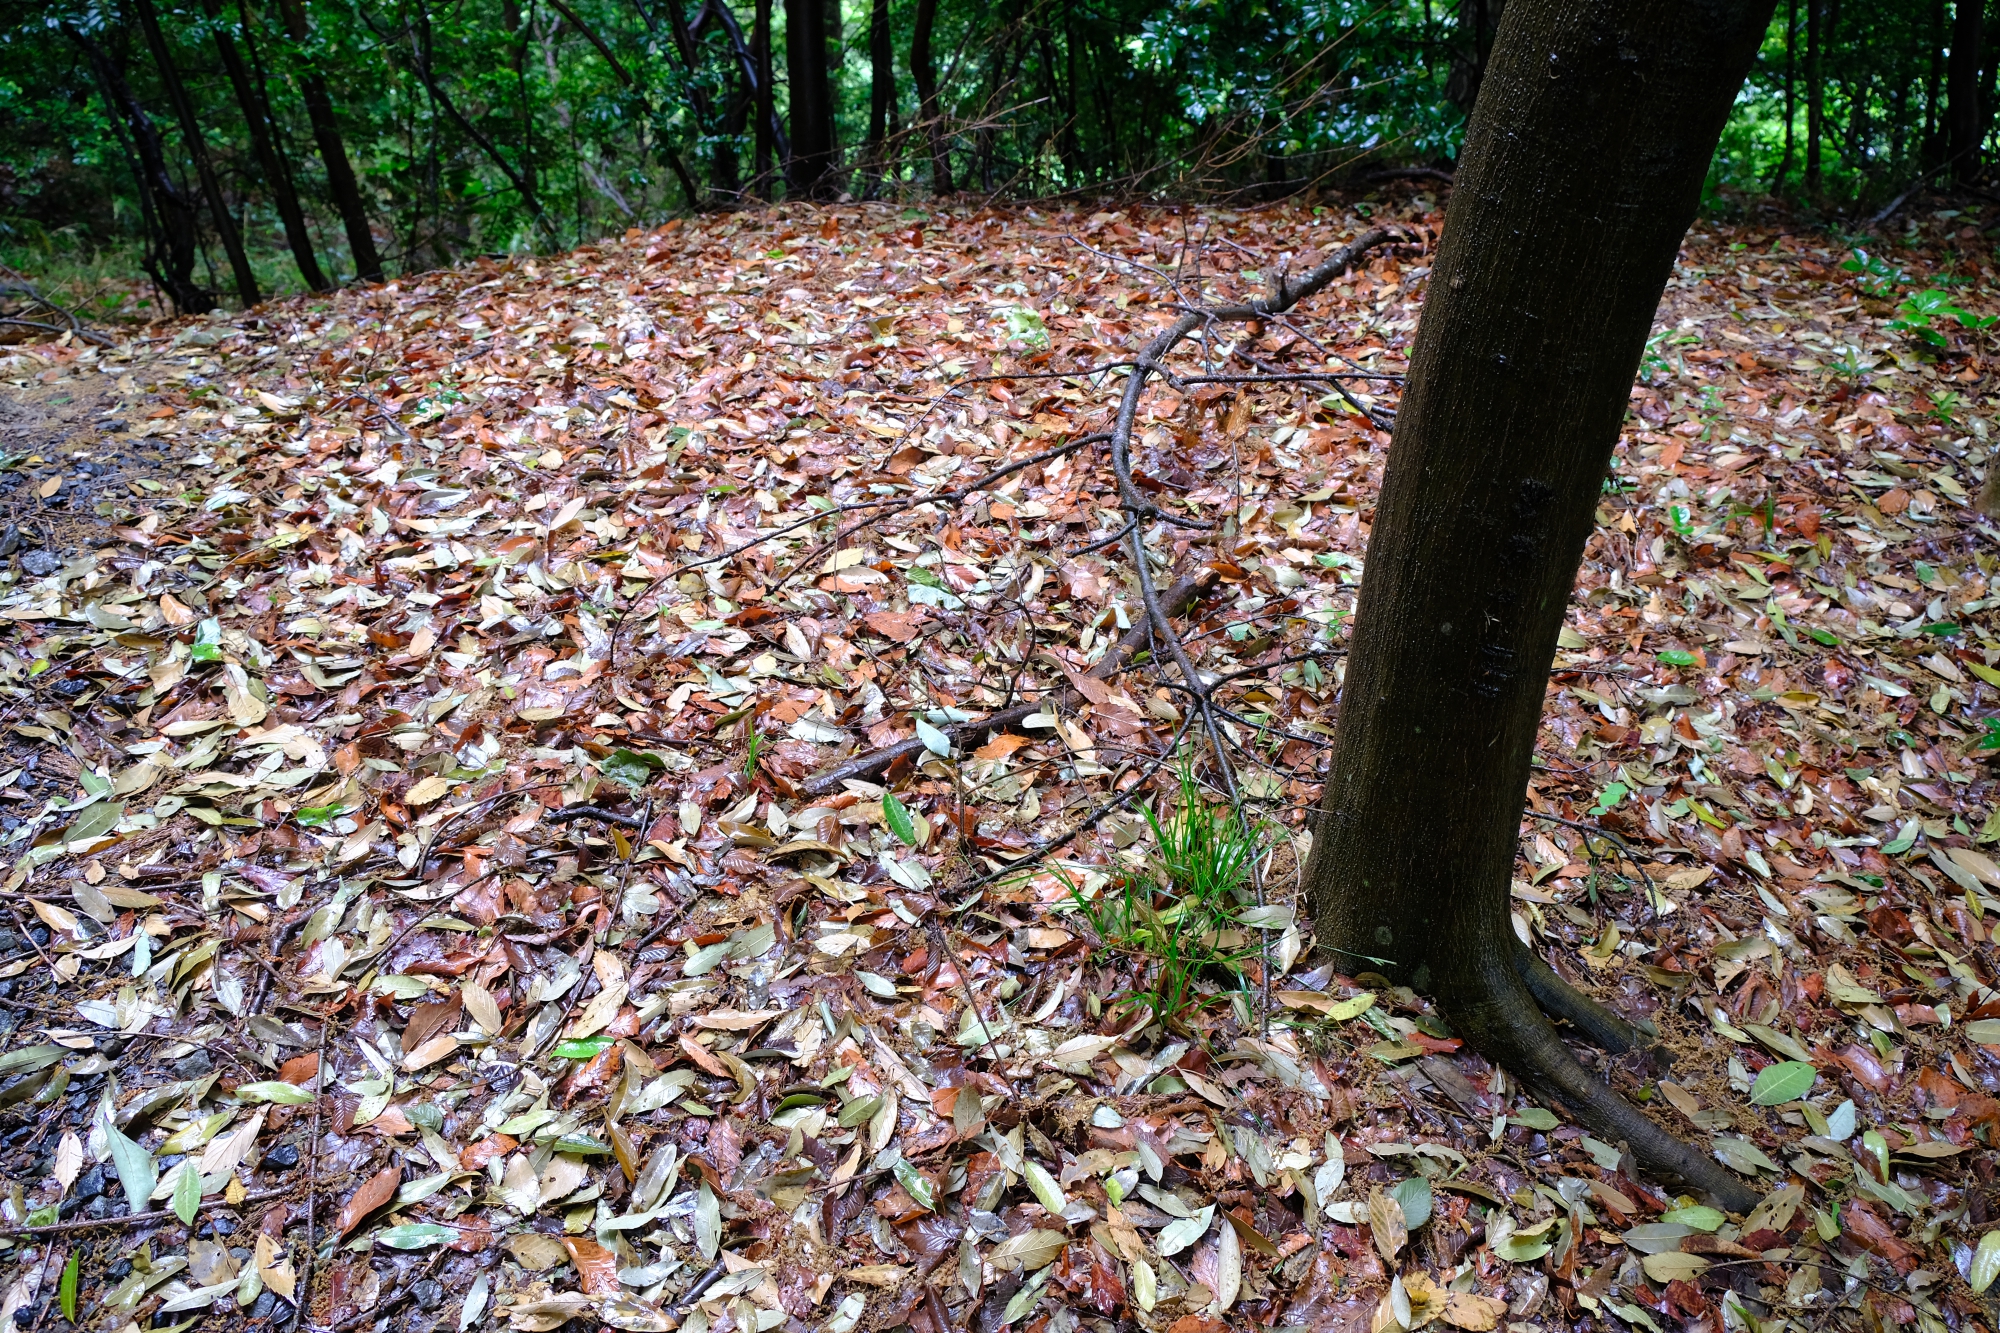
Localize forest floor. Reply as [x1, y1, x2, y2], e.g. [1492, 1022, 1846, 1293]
[0, 191, 1993, 1333]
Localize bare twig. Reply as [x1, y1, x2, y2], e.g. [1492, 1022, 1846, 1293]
[801, 569, 1215, 796]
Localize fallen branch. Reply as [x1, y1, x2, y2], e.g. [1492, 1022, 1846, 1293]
[801, 569, 1216, 796]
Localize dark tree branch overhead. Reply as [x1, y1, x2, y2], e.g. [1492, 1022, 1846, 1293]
[1302, 0, 1779, 1211]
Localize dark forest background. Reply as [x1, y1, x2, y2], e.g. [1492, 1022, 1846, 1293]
[0, 0, 1992, 319]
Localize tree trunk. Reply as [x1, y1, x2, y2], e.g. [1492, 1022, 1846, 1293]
[754, 0, 776, 190]
[132, 0, 262, 308]
[1805, 0, 1822, 191]
[67, 26, 214, 314]
[1301, 0, 1774, 1211]
[1950, 0, 1984, 181]
[864, 0, 893, 190]
[910, 0, 950, 193]
[1777, 0, 1795, 186]
[205, 0, 329, 291]
[273, 0, 384, 281]
[784, 0, 839, 197]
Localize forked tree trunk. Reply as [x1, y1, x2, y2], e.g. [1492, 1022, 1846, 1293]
[1303, 0, 1774, 1211]
[68, 26, 214, 314]
[133, 0, 263, 308]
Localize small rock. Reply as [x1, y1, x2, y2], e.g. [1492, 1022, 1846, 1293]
[74, 1164, 105, 1200]
[19, 550, 58, 576]
[106, 1260, 131, 1280]
[411, 1280, 445, 1312]
[171, 1051, 214, 1079]
[260, 1143, 301, 1171]
[83, 1196, 108, 1219]
[247, 1291, 277, 1321]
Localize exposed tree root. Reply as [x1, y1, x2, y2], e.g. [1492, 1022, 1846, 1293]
[1447, 955, 1760, 1213]
[1512, 944, 1655, 1059]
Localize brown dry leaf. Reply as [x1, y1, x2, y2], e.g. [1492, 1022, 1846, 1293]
[334, 1165, 401, 1238]
[563, 1236, 622, 1295]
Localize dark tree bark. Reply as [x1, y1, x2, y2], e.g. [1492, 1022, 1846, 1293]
[910, 0, 950, 193]
[1301, 0, 1774, 1211]
[67, 25, 214, 314]
[754, 0, 776, 189]
[204, 0, 329, 291]
[702, 0, 788, 190]
[784, 0, 839, 197]
[1777, 0, 1795, 186]
[1950, 0, 1985, 180]
[273, 0, 384, 281]
[131, 0, 262, 308]
[864, 0, 894, 189]
[1805, 0, 1823, 191]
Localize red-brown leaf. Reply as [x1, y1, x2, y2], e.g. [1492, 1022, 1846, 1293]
[334, 1166, 401, 1239]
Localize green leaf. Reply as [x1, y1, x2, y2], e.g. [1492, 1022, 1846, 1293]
[1509, 1107, 1560, 1131]
[1590, 781, 1629, 815]
[62, 800, 124, 844]
[601, 749, 666, 791]
[294, 803, 348, 828]
[1023, 1159, 1067, 1215]
[1156, 1205, 1215, 1257]
[375, 1223, 457, 1250]
[552, 1036, 615, 1060]
[914, 717, 953, 758]
[1808, 627, 1839, 647]
[58, 1250, 79, 1322]
[1750, 1060, 1816, 1106]
[171, 1161, 201, 1225]
[551, 1135, 614, 1155]
[892, 1157, 936, 1212]
[190, 618, 224, 662]
[1390, 1176, 1433, 1229]
[234, 1081, 316, 1105]
[1660, 1205, 1725, 1232]
[103, 1119, 157, 1216]
[1656, 649, 1696, 667]
[882, 792, 918, 847]
[1973, 1231, 2000, 1293]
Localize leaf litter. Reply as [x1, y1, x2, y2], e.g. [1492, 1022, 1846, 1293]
[0, 193, 1989, 1333]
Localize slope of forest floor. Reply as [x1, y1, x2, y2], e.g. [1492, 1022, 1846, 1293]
[0, 193, 1994, 1333]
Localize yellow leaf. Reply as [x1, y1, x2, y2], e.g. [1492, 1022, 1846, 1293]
[461, 981, 503, 1036]
[255, 1234, 296, 1299]
[1443, 1292, 1509, 1331]
[1368, 1187, 1408, 1264]
[405, 774, 452, 806]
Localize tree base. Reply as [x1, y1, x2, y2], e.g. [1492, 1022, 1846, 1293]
[1447, 950, 1761, 1214]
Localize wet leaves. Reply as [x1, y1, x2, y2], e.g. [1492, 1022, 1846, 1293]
[0, 197, 1993, 1333]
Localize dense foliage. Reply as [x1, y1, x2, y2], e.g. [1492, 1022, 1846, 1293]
[0, 0, 1992, 312]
